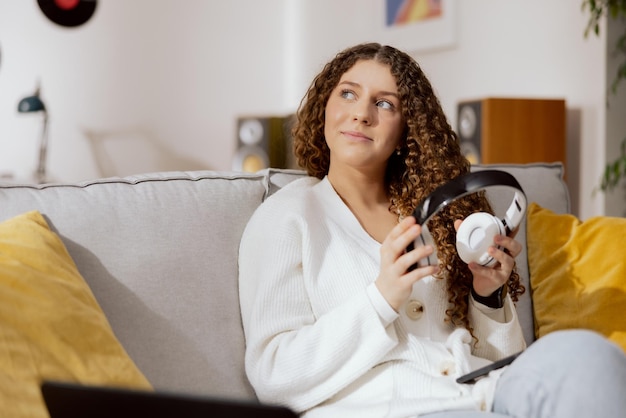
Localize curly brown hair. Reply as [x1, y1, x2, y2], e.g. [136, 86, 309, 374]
[292, 42, 523, 334]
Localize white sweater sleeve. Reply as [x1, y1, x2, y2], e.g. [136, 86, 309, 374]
[238, 189, 398, 413]
[468, 293, 527, 360]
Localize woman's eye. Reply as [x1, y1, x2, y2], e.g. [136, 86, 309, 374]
[377, 100, 394, 110]
[340, 89, 356, 100]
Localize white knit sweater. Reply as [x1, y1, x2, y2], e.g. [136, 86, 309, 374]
[238, 176, 526, 417]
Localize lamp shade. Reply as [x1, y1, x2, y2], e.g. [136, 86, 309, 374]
[18, 95, 46, 113]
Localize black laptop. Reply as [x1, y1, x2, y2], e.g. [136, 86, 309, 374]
[41, 380, 299, 418]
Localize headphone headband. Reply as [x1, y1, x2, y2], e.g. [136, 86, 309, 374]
[409, 169, 527, 268]
[413, 170, 526, 226]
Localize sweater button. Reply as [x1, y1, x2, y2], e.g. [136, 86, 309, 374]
[405, 299, 424, 320]
[440, 361, 456, 376]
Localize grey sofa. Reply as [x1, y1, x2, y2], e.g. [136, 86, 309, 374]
[0, 163, 569, 401]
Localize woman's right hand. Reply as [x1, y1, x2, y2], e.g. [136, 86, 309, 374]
[375, 216, 440, 312]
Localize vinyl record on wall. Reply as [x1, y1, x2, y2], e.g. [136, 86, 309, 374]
[37, 0, 97, 27]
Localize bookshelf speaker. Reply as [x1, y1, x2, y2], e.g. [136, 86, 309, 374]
[456, 98, 566, 169]
[233, 115, 295, 172]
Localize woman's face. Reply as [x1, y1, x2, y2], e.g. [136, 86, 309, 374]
[324, 59, 404, 176]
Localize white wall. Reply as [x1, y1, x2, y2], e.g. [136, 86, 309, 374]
[291, 0, 609, 219]
[0, 0, 617, 218]
[0, 0, 288, 182]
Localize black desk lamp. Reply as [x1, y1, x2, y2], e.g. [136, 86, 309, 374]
[18, 85, 49, 183]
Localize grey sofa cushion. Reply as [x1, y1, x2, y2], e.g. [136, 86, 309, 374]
[0, 171, 271, 399]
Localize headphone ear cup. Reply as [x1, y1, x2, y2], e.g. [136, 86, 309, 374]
[456, 212, 505, 266]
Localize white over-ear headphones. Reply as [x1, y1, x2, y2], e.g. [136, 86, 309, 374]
[407, 170, 527, 269]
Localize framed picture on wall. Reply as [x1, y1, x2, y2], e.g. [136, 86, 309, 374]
[376, 0, 456, 53]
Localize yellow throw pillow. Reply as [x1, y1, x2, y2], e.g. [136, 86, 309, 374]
[0, 211, 151, 418]
[526, 202, 626, 352]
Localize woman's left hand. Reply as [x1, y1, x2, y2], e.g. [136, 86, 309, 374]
[453, 219, 522, 297]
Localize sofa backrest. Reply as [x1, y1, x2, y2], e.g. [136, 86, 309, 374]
[0, 170, 275, 400]
[0, 163, 569, 400]
[469, 163, 569, 344]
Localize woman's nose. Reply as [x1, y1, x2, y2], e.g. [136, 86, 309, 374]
[353, 101, 373, 125]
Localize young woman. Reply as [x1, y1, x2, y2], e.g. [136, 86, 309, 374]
[238, 43, 626, 417]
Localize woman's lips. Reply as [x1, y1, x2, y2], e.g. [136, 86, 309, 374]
[342, 131, 372, 141]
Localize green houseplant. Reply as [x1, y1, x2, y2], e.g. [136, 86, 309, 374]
[582, 0, 626, 194]
[600, 138, 626, 192]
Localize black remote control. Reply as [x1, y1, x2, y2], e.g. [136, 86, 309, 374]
[456, 351, 522, 384]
